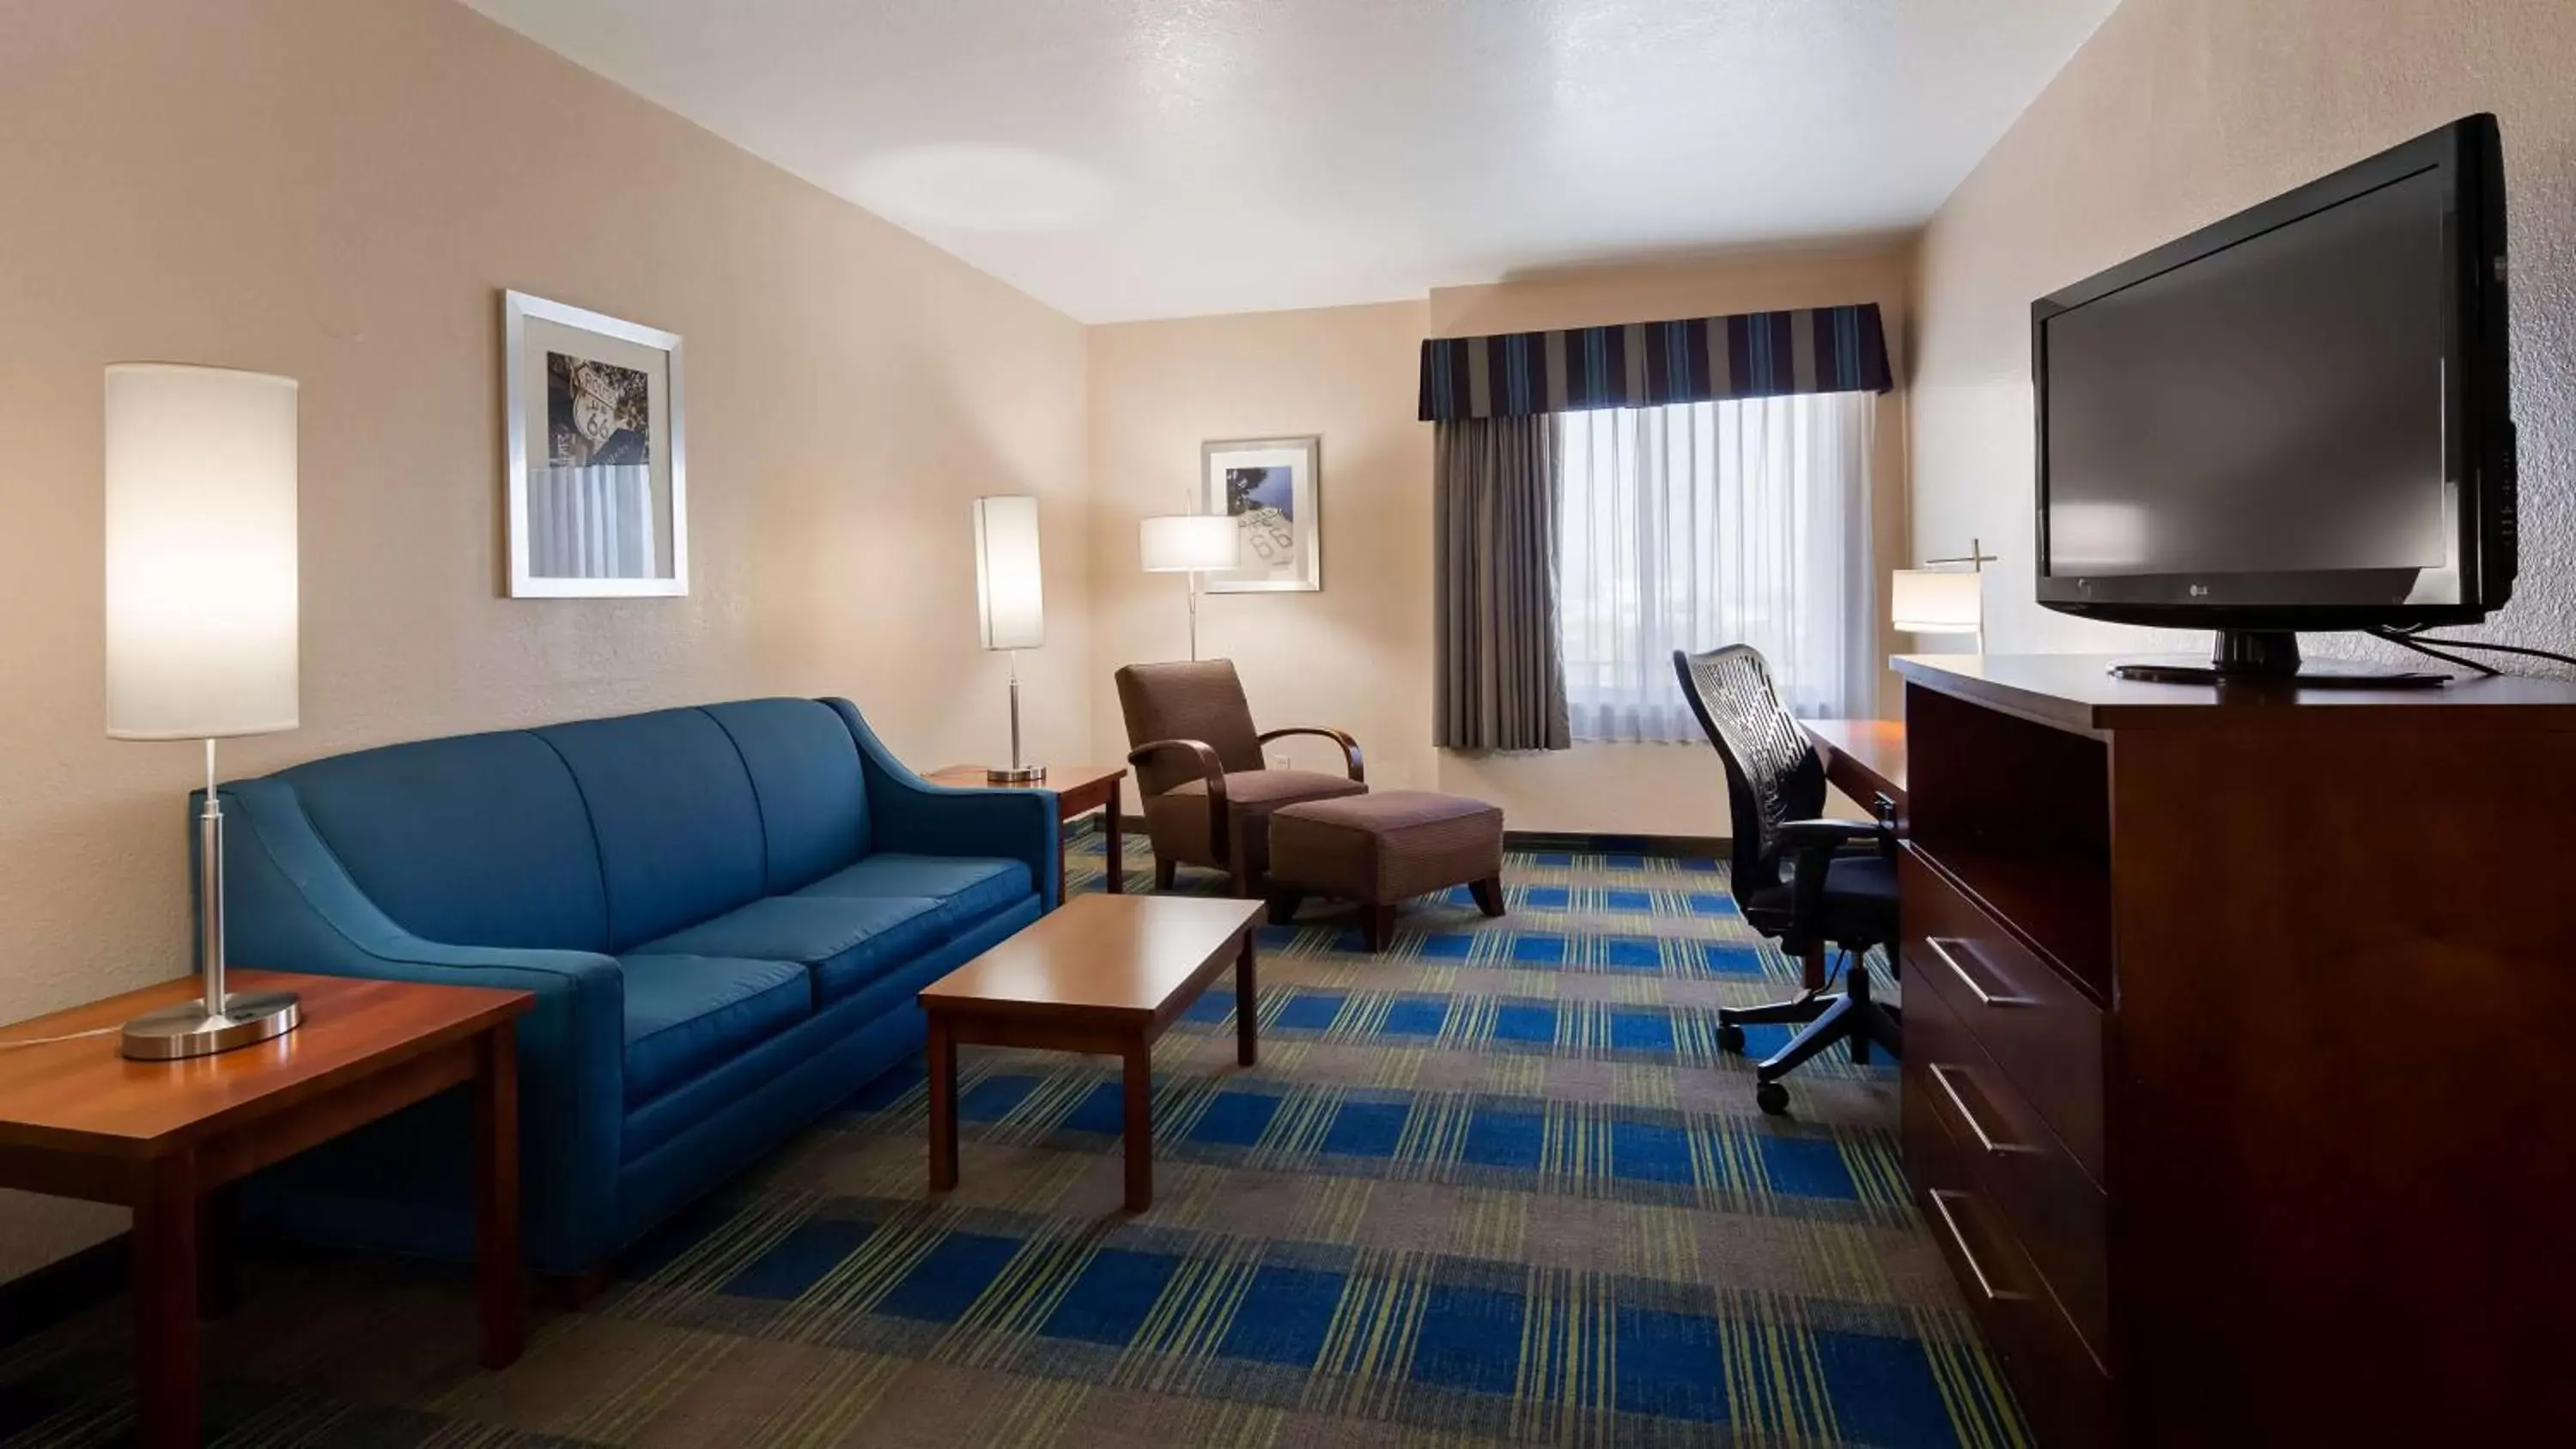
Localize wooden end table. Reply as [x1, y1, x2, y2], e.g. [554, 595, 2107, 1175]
[0, 969, 532, 1449]
[919, 894, 1261, 1211]
[926, 762, 1129, 899]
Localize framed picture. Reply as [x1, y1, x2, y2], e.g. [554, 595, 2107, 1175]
[503, 290, 687, 597]
[1200, 435, 1321, 592]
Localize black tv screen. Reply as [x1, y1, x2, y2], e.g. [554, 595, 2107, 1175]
[2033, 114, 2513, 630]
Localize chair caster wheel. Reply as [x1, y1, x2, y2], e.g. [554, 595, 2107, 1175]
[1755, 1081, 1790, 1116]
[1716, 1022, 1747, 1053]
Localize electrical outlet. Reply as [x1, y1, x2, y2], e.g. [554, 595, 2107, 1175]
[1270, 753, 1290, 772]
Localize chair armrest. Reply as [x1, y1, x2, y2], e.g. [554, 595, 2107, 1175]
[1257, 726, 1365, 783]
[215, 778, 626, 1271]
[1127, 738, 1231, 864]
[826, 699, 1063, 910]
[1777, 817, 1896, 939]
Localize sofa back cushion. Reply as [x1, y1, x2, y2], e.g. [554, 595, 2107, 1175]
[701, 699, 872, 893]
[282, 731, 611, 952]
[537, 708, 767, 950]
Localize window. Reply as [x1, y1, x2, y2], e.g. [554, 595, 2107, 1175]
[1557, 392, 1876, 741]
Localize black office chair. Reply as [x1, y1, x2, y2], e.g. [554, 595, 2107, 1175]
[1674, 645, 1902, 1114]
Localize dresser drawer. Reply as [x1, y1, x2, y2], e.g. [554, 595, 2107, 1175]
[1901, 849, 2105, 1179]
[1905, 1070, 2111, 1448]
[1906, 968, 2109, 1362]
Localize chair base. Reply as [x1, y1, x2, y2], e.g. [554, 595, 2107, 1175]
[1717, 955, 1901, 1115]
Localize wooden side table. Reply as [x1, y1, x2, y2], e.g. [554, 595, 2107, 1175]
[0, 969, 532, 1449]
[927, 763, 1129, 899]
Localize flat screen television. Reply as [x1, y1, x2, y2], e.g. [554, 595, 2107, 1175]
[2032, 113, 2516, 685]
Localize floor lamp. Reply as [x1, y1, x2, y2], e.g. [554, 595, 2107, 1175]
[972, 496, 1046, 784]
[105, 363, 305, 1059]
[1139, 514, 1239, 661]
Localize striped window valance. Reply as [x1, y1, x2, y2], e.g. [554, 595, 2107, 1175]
[1417, 302, 1892, 421]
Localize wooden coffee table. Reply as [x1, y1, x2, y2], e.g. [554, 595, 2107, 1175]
[919, 894, 1262, 1211]
[925, 763, 1129, 899]
[0, 969, 531, 1449]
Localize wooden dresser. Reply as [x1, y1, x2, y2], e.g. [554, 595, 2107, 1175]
[1893, 655, 2576, 1446]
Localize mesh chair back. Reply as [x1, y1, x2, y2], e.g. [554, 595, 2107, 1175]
[1672, 645, 1828, 903]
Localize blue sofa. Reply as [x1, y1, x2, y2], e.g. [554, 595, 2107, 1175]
[218, 697, 1057, 1277]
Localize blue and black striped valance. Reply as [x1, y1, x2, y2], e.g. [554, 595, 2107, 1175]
[1418, 303, 1892, 421]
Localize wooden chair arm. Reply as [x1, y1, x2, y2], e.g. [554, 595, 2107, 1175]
[1258, 726, 1365, 784]
[1125, 738, 1232, 864]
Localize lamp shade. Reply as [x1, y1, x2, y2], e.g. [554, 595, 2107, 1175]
[1890, 568, 1984, 634]
[1139, 513, 1238, 573]
[105, 364, 300, 740]
[972, 495, 1045, 651]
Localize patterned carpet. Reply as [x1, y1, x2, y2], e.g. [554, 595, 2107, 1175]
[0, 834, 2025, 1448]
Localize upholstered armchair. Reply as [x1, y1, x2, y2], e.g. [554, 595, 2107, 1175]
[1114, 660, 1366, 896]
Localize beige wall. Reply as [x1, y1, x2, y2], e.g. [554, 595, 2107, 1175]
[1086, 303, 1439, 794]
[1912, 0, 2576, 660]
[0, 0, 1089, 1276]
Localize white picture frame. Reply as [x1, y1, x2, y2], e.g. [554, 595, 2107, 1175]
[503, 290, 689, 597]
[1200, 435, 1321, 593]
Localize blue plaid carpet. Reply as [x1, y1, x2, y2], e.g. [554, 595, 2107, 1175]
[0, 835, 2024, 1447]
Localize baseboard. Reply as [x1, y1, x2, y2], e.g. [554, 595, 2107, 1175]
[1096, 819, 1724, 860]
[0, 1231, 128, 1347]
[1504, 830, 1729, 859]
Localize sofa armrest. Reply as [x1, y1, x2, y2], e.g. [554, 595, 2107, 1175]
[217, 778, 626, 1271]
[824, 698, 1063, 911]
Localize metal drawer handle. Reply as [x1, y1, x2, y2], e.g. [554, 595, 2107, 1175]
[1924, 936, 2035, 1009]
[1929, 1063, 2039, 1156]
[1928, 1189, 2027, 1304]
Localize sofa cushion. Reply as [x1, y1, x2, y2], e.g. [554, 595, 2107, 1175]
[794, 854, 1031, 931]
[639, 894, 950, 1007]
[701, 699, 871, 893]
[537, 708, 767, 949]
[618, 954, 812, 1106]
[281, 731, 610, 952]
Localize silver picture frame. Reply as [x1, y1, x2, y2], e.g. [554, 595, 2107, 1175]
[502, 290, 689, 597]
[1200, 434, 1321, 593]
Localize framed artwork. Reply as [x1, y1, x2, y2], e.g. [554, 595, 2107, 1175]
[502, 290, 688, 597]
[1200, 435, 1321, 592]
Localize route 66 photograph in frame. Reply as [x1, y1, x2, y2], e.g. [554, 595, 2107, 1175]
[1200, 435, 1320, 593]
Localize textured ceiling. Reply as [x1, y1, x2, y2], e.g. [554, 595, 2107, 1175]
[464, 0, 2119, 322]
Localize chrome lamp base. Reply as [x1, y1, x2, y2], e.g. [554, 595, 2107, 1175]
[986, 764, 1046, 785]
[120, 989, 301, 1061]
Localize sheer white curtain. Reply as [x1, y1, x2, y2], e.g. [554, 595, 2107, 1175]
[1558, 392, 1876, 741]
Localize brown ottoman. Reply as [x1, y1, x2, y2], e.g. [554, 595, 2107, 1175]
[1267, 791, 1506, 950]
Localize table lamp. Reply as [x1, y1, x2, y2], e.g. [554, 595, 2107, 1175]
[106, 363, 304, 1060]
[1892, 537, 1995, 655]
[1138, 513, 1238, 661]
[972, 495, 1045, 784]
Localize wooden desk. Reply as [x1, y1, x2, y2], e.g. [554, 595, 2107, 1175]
[927, 763, 1128, 898]
[1802, 717, 1908, 821]
[920, 894, 1262, 1212]
[0, 971, 532, 1448]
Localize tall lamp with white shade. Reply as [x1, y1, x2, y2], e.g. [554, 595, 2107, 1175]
[972, 495, 1046, 784]
[1891, 537, 1996, 655]
[105, 363, 304, 1060]
[1138, 513, 1238, 661]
